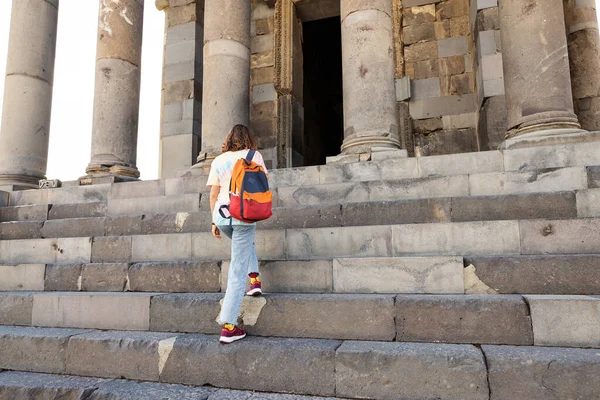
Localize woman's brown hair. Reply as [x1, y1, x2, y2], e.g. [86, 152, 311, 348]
[221, 124, 258, 153]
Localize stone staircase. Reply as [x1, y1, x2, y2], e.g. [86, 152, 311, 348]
[0, 143, 599, 399]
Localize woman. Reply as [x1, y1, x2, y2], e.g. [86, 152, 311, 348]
[207, 124, 267, 344]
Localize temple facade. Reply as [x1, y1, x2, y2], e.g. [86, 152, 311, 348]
[0, 0, 599, 187]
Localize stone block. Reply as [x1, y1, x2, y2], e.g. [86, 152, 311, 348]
[396, 295, 533, 345]
[404, 0, 442, 7]
[32, 292, 153, 331]
[0, 190, 8, 207]
[477, 0, 497, 9]
[519, 218, 600, 255]
[452, 192, 577, 222]
[577, 189, 600, 217]
[409, 93, 476, 119]
[403, 22, 436, 44]
[367, 175, 470, 202]
[395, 76, 411, 101]
[442, 112, 477, 129]
[222, 260, 334, 293]
[251, 51, 274, 69]
[93, 379, 218, 400]
[0, 293, 33, 325]
[479, 95, 507, 149]
[131, 233, 192, 262]
[393, 220, 521, 256]
[160, 335, 339, 396]
[449, 72, 474, 95]
[105, 215, 143, 236]
[342, 198, 452, 226]
[0, 264, 46, 291]
[483, 345, 600, 400]
[0, 204, 49, 222]
[107, 194, 201, 216]
[0, 326, 89, 374]
[150, 293, 222, 334]
[0, 221, 43, 240]
[167, 2, 198, 27]
[252, 83, 277, 104]
[504, 142, 600, 173]
[406, 58, 440, 79]
[165, 40, 196, 65]
[411, 77, 441, 100]
[177, 211, 212, 233]
[1, 237, 92, 265]
[336, 341, 488, 400]
[251, 66, 275, 87]
[81, 263, 128, 292]
[66, 331, 177, 380]
[478, 30, 497, 55]
[403, 4, 436, 26]
[261, 205, 342, 230]
[245, 294, 396, 341]
[269, 166, 320, 187]
[333, 256, 463, 294]
[165, 61, 195, 83]
[191, 230, 284, 261]
[0, 372, 106, 400]
[436, 0, 470, 19]
[164, 176, 209, 195]
[129, 261, 221, 292]
[276, 182, 370, 206]
[404, 41, 438, 62]
[450, 15, 470, 36]
[286, 226, 393, 259]
[438, 54, 466, 76]
[91, 236, 132, 263]
[48, 202, 106, 220]
[166, 21, 196, 45]
[40, 218, 106, 239]
[465, 255, 600, 295]
[476, 7, 499, 31]
[160, 134, 201, 179]
[469, 167, 588, 197]
[524, 295, 600, 347]
[251, 100, 276, 121]
[250, 33, 273, 53]
[413, 117, 443, 134]
[44, 264, 81, 291]
[164, 80, 195, 103]
[481, 53, 503, 81]
[109, 180, 166, 200]
[438, 36, 468, 58]
[255, 17, 274, 36]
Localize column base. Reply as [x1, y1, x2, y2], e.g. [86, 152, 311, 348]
[340, 132, 402, 154]
[191, 152, 219, 170]
[501, 128, 600, 150]
[0, 174, 42, 190]
[85, 163, 140, 180]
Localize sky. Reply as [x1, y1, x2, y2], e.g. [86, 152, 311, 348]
[0, 1, 165, 181]
[0, 2, 599, 181]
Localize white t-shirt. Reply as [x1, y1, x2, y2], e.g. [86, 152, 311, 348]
[206, 149, 268, 226]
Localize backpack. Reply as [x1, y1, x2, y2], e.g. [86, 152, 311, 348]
[220, 149, 272, 223]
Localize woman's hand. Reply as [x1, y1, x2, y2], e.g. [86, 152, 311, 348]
[212, 224, 221, 239]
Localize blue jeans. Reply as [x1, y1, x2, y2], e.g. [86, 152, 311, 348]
[217, 224, 259, 325]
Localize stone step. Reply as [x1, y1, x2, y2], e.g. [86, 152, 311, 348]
[2, 218, 600, 265]
[1, 326, 599, 399]
[0, 256, 466, 295]
[0, 371, 348, 400]
[0, 191, 587, 239]
[2, 292, 599, 347]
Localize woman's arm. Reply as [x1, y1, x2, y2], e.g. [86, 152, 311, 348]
[209, 185, 219, 217]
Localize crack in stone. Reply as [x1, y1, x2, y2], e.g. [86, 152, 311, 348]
[479, 346, 493, 400]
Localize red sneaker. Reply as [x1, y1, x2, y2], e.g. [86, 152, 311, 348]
[219, 326, 246, 344]
[246, 280, 262, 296]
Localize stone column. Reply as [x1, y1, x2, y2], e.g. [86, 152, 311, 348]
[564, 0, 600, 131]
[0, 0, 59, 189]
[340, 0, 400, 154]
[499, 0, 589, 149]
[196, 0, 251, 164]
[86, 0, 144, 179]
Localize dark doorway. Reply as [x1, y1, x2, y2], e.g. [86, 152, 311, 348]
[302, 16, 344, 166]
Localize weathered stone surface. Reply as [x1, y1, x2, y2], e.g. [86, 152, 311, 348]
[406, 58, 440, 79]
[93, 379, 215, 400]
[91, 236, 132, 263]
[502, 141, 600, 172]
[129, 261, 220, 292]
[576, 189, 600, 217]
[479, 95, 507, 149]
[403, 23, 436, 44]
[418, 150, 502, 177]
[336, 341, 488, 400]
[105, 215, 143, 236]
[438, 35, 469, 58]
[319, 157, 419, 184]
[469, 167, 588, 196]
[45, 264, 82, 291]
[0, 237, 92, 265]
[0, 221, 43, 240]
[483, 345, 600, 400]
[150, 293, 222, 334]
[286, 226, 392, 259]
[48, 202, 106, 220]
[66, 330, 176, 380]
[413, 117, 443, 134]
[333, 257, 464, 294]
[393, 220, 521, 256]
[244, 294, 396, 341]
[32, 292, 152, 331]
[465, 255, 600, 295]
[403, 4, 436, 26]
[0, 264, 45, 291]
[261, 205, 342, 230]
[436, 0, 470, 19]
[40, 218, 106, 239]
[409, 93, 476, 119]
[161, 335, 339, 396]
[404, 41, 438, 62]
[131, 233, 193, 262]
[452, 192, 577, 222]
[0, 372, 104, 400]
[396, 295, 533, 345]
[0, 293, 33, 325]
[0, 326, 89, 374]
[525, 295, 600, 347]
[342, 198, 451, 226]
[519, 218, 600, 255]
[476, 6, 499, 31]
[81, 263, 128, 292]
[588, 165, 600, 188]
[107, 194, 201, 216]
[0, 204, 48, 222]
[192, 230, 285, 261]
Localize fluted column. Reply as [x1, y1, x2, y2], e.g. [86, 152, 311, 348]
[499, 0, 588, 149]
[86, 0, 144, 179]
[196, 0, 251, 164]
[564, 0, 600, 131]
[0, 0, 59, 189]
[340, 0, 400, 154]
